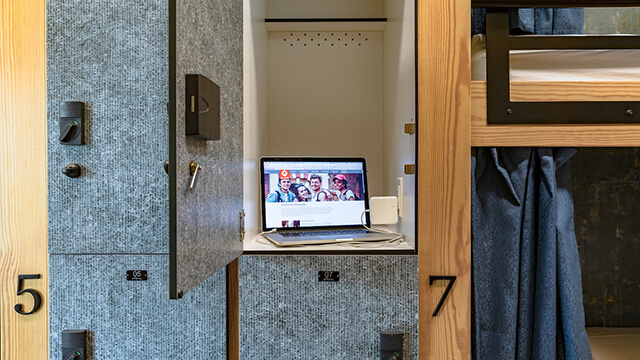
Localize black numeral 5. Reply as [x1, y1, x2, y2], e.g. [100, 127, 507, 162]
[15, 274, 42, 315]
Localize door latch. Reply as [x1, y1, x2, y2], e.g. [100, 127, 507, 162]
[239, 209, 246, 242]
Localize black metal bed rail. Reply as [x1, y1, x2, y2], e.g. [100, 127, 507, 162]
[473, 1, 640, 8]
[484, 9, 640, 125]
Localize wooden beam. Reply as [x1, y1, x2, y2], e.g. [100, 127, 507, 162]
[418, 0, 471, 358]
[471, 81, 640, 147]
[0, 0, 48, 358]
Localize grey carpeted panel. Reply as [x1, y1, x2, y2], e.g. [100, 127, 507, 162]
[49, 255, 226, 359]
[585, 7, 640, 34]
[239, 256, 419, 359]
[173, 0, 244, 296]
[573, 148, 640, 327]
[47, 0, 169, 254]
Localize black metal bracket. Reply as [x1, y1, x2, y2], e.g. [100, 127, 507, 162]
[429, 275, 456, 317]
[485, 9, 640, 124]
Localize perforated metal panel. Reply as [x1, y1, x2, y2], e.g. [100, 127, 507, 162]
[276, 31, 376, 48]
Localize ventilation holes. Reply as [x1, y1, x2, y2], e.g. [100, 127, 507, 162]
[282, 32, 372, 48]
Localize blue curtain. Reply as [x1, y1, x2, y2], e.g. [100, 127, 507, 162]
[471, 148, 592, 360]
[472, 8, 584, 35]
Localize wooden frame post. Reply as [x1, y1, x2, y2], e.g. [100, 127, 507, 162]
[417, 0, 471, 358]
[1, 0, 49, 358]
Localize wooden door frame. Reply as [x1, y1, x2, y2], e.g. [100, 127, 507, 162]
[0, 0, 49, 358]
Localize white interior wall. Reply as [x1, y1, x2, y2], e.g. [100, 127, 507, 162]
[383, 0, 415, 247]
[266, 30, 384, 196]
[243, 0, 269, 241]
[267, 0, 383, 18]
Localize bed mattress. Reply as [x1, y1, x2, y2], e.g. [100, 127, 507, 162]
[587, 327, 640, 360]
[471, 35, 640, 82]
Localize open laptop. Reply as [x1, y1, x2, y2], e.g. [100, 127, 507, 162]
[260, 157, 396, 246]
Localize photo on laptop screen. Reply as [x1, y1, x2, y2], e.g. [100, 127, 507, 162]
[260, 158, 370, 231]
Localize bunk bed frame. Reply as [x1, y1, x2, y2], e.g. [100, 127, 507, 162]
[418, 0, 640, 358]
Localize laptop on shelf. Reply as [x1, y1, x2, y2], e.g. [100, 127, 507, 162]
[259, 157, 397, 246]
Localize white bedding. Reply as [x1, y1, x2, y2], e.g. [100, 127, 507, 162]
[587, 327, 640, 360]
[471, 34, 640, 82]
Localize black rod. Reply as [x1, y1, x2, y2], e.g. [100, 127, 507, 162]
[473, 0, 640, 8]
[486, 11, 512, 124]
[509, 35, 640, 50]
[265, 18, 387, 22]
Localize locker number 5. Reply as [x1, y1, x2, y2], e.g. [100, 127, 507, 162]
[14, 274, 42, 315]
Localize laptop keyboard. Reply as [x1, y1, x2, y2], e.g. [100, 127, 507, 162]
[281, 229, 371, 237]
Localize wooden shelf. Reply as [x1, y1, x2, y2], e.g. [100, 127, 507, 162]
[471, 81, 640, 147]
[243, 234, 414, 254]
[265, 18, 387, 32]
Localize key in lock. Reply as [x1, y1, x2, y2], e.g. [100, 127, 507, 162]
[189, 161, 203, 193]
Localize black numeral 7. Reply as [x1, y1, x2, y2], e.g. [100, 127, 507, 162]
[429, 275, 456, 317]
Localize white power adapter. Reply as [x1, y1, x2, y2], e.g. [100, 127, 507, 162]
[369, 196, 398, 225]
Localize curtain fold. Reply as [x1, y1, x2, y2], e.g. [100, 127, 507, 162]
[472, 148, 592, 360]
[472, 8, 585, 35]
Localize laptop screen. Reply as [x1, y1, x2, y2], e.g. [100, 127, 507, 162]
[260, 158, 370, 231]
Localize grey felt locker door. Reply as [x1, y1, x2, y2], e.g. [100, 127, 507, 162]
[169, 0, 244, 299]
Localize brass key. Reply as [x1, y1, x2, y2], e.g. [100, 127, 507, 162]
[189, 161, 202, 193]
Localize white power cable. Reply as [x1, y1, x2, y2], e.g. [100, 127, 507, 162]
[337, 209, 404, 248]
[255, 229, 278, 246]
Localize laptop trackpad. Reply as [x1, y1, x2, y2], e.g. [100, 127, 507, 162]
[317, 235, 352, 240]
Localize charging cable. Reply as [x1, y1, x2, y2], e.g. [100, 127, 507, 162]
[335, 209, 404, 248]
[255, 229, 278, 246]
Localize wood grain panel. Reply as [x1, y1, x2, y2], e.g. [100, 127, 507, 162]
[472, 81, 640, 146]
[506, 81, 640, 102]
[0, 0, 48, 358]
[418, 0, 471, 358]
